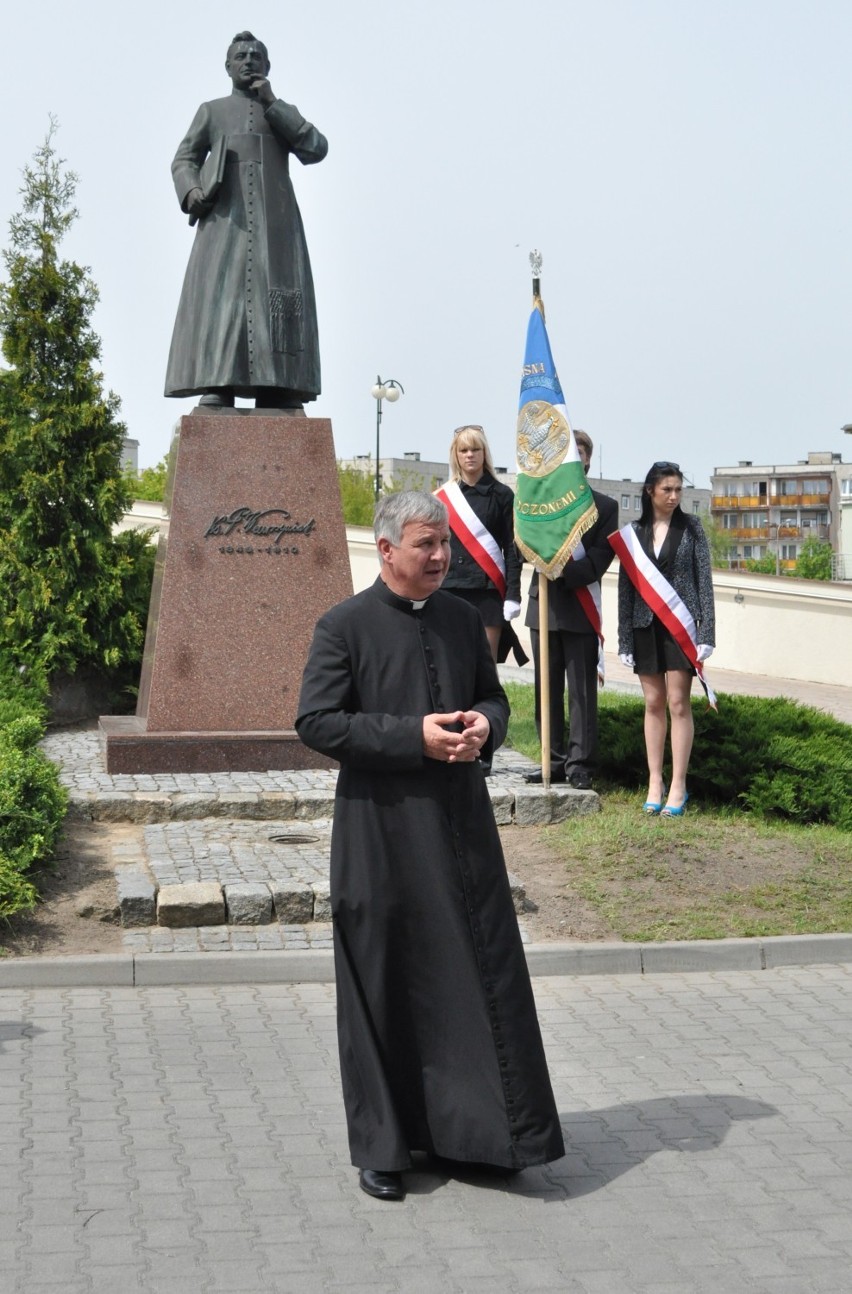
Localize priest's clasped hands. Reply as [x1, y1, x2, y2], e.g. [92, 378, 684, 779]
[422, 711, 491, 763]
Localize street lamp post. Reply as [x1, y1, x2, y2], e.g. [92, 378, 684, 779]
[370, 376, 404, 500]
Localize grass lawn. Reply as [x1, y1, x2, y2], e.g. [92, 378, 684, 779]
[503, 681, 852, 943]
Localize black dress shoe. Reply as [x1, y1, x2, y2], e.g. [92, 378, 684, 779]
[359, 1169, 405, 1201]
[567, 769, 593, 790]
[524, 767, 566, 784]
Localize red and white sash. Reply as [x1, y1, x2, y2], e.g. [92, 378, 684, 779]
[565, 541, 605, 685]
[435, 480, 507, 598]
[609, 524, 717, 708]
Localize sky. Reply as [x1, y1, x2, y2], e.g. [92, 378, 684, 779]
[2, 0, 851, 489]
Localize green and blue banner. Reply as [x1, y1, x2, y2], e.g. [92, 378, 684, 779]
[514, 304, 597, 576]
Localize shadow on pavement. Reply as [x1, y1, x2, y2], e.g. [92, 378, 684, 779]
[404, 1094, 777, 1201]
[549, 1093, 778, 1198]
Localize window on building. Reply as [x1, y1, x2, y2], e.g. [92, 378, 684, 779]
[621, 494, 630, 509]
[743, 545, 754, 559]
[634, 496, 641, 512]
[781, 544, 797, 560]
[778, 479, 799, 495]
[780, 512, 797, 526]
[692, 501, 701, 514]
[808, 480, 830, 495]
[841, 479, 852, 496]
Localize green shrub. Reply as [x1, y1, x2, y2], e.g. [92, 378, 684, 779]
[0, 662, 66, 919]
[506, 683, 852, 829]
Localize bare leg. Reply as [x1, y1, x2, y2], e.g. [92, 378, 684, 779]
[484, 625, 501, 662]
[664, 670, 694, 809]
[639, 673, 668, 802]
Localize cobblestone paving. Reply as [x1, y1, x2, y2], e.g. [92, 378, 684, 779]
[141, 820, 333, 888]
[122, 921, 335, 954]
[3, 965, 852, 1293]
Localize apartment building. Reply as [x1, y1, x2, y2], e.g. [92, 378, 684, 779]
[710, 451, 851, 574]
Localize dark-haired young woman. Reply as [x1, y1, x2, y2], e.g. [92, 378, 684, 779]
[612, 462, 715, 817]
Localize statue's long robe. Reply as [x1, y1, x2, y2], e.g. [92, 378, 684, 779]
[165, 88, 326, 400]
[297, 579, 565, 1171]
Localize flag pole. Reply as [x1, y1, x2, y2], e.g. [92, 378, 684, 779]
[530, 252, 551, 789]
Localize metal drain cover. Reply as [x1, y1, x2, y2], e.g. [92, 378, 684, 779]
[268, 832, 321, 845]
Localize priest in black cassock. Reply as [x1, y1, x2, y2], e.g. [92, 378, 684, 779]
[296, 491, 564, 1202]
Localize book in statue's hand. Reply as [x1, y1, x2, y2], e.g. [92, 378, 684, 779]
[188, 135, 228, 226]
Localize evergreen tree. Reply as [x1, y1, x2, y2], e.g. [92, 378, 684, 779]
[0, 120, 153, 679]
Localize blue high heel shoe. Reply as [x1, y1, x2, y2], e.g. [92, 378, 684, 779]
[661, 792, 689, 818]
[642, 784, 667, 815]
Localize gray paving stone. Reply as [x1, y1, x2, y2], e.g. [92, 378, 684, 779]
[312, 884, 332, 922]
[272, 886, 315, 923]
[115, 867, 156, 927]
[157, 882, 225, 928]
[223, 883, 273, 925]
[513, 786, 599, 825]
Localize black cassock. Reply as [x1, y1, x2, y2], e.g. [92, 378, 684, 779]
[296, 578, 565, 1171]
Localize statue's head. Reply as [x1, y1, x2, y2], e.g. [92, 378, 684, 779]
[225, 31, 270, 86]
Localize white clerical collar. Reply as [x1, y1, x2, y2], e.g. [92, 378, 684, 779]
[410, 598, 428, 610]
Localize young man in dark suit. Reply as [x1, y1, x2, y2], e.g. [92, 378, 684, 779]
[524, 430, 618, 788]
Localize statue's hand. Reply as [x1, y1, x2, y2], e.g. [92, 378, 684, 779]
[186, 187, 213, 218]
[250, 76, 276, 106]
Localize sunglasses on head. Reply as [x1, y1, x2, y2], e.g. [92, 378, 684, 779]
[453, 425, 484, 438]
[652, 460, 681, 473]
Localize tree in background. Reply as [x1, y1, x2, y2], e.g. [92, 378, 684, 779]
[337, 464, 376, 525]
[699, 514, 733, 570]
[795, 537, 832, 581]
[0, 120, 153, 685]
[126, 456, 169, 502]
[743, 553, 779, 575]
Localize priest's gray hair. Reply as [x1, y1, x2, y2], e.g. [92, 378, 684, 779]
[374, 491, 448, 548]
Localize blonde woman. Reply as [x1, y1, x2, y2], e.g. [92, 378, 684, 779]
[436, 425, 521, 662]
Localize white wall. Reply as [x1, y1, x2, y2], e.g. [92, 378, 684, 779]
[127, 513, 852, 688]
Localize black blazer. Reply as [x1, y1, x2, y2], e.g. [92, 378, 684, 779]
[524, 489, 619, 635]
[616, 511, 716, 654]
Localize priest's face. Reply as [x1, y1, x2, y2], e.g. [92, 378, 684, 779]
[378, 521, 451, 600]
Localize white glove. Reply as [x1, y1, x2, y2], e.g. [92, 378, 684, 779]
[503, 600, 521, 621]
[619, 652, 635, 668]
[696, 644, 713, 663]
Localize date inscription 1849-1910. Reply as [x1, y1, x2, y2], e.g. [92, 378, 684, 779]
[205, 506, 317, 557]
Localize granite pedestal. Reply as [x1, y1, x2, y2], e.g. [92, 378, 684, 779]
[100, 411, 352, 773]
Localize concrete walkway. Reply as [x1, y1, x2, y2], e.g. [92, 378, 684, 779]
[3, 965, 852, 1292]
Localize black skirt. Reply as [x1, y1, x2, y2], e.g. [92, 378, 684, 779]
[443, 587, 504, 628]
[633, 617, 694, 675]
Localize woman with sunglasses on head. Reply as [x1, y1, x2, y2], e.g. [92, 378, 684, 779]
[436, 425, 522, 663]
[612, 461, 715, 817]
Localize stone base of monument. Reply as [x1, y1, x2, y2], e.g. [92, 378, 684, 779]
[100, 411, 352, 774]
[98, 717, 332, 775]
